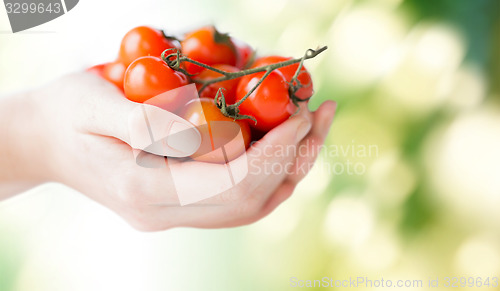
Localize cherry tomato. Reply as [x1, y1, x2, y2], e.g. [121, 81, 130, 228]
[252, 56, 313, 100]
[233, 38, 254, 69]
[102, 61, 126, 91]
[182, 98, 251, 163]
[235, 70, 295, 132]
[124, 56, 188, 110]
[87, 63, 107, 77]
[87, 62, 125, 92]
[181, 26, 237, 75]
[192, 64, 240, 101]
[119, 26, 177, 67]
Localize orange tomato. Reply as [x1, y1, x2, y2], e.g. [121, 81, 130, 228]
[182, 98, 251, 163]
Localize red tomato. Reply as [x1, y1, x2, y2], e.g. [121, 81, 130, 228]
[233, 38, 254, 69]
[87, 63, 107, 77]
[119, 26, 177, 67]
[102, 61, 126, 91]
[182, 98, 251, 163]
[192, 64, 240, 101]
[252, 56, 313, 100]
[124, 56, 188, 110]
[235, 71, 295, 132]
[181, 26, 237, 75]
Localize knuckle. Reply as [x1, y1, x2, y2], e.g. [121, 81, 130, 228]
[216, 187, 245, 204]
[127, 219, 159, 232]
[230, 192, 263, 219]
[124, 209, 174, 232]
[127, 218, 166, 232]
[116, 176, 146, 209]
[114, 175, 175, 232]
[117, 187, 142, 209]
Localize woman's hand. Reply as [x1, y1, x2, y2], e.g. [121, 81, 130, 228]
[0, 72, 336, 231]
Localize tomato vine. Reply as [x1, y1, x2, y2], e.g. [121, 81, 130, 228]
[161, 46, 328, 122]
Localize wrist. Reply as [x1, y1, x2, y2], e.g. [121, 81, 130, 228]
[0, 91, 52, 195]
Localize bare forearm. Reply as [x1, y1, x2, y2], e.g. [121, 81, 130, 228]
[0, 92, 50, 199]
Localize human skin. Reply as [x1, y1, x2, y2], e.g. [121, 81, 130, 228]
[0, 72, 336, 231]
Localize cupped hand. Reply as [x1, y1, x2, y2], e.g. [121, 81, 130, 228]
[29, 72, 337, 231]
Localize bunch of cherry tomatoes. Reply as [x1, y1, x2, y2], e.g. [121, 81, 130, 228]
[89, 26, 316, 163]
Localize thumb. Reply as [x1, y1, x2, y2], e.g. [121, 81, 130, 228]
[84, 73, 201, 157]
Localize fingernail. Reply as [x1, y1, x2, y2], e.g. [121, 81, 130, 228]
[166, 122, 201, 156]
[295, 120, 312, 143]
[129, 104, 202, 157]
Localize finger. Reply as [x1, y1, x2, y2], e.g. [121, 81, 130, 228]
[208, 105, 312, 204]
[226, 181, 297, 227]
[183, 181, 296, 228]
[229, 101, 336, 223]
[229, 102, 337, 226]
[82, 73, 201, 157]
[256, 181, 296, 220]
[109, 104, 314, 229]
[114, 101, 312, 207]
[131, 182, 296, 230]
[286, 100, 337, 185]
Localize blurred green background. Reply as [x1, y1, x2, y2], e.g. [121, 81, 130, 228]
[1, 0, 500, 290]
